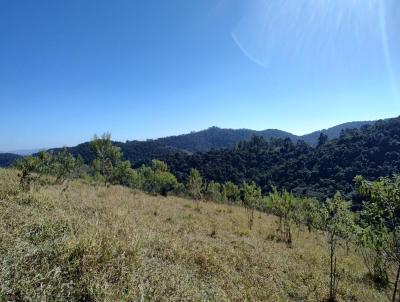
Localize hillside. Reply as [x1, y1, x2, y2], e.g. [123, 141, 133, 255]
[0, 153, 22, 167]
[0, 118, 396, 202]
[155, 126, 298, 153]
[152, 120, 375, 151]
[301, 121, 375, 145]
[154, 121, 375, 152]
[0, 169, 389, 301]
[0, 119, 376, 169]
[160, 117, 400, 201]
[45, 119, 380, 168]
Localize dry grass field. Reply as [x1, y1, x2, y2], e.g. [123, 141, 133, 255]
[0, 169, 391, 301]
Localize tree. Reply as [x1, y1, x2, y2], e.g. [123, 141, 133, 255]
[137, 160, 179, 196]
[52, 147, 79, 184]
[242, 182, 261, 230]
[152, 168, 179, 197]
[137, 165, 155, 192]
[187, 169, 203, 204]
[14, 156, 40, 191]
[317, 132, 329, 147]
[356, 201, 390, 288]
[112, 160, 139, 188]
[151, 159, 169, 173]
[36, 151, 53, 175]
[298, 197, 321, 233]
[355, 175, 400, 301]
[266, 188, 298, 246]
[204, 181, 224, 203]
[90, 133, 123, 185]
[222, 181, 241, 203]
[321, 192, 355, 302]
[14, 151, 56, 191]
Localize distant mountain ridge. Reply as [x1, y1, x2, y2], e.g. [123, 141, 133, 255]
[0, 153, 22, 167]
[0, 119, 379, 167]
[151, 120, 375, 152]
[2, 149, 43, 156]
[149, 127, 298, 153]
[300, 121, 375, 145]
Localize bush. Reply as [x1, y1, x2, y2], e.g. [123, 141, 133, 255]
[137, 161, 179, 196]
[112, 160, 140, 188]
[14, 156, 41, 191]
[241, 182, 262, 230]
[204, 181, 225, 203]
[222, 181, 240, 203]
[187, 169, 203, 201]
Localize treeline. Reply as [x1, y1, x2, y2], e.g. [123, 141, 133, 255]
[37, 118, 399, 202]
[14, 135, 181, 197]
[12, 133, 400, 301]
[159, 117, 400, 201]
[13, 134, 262, 202]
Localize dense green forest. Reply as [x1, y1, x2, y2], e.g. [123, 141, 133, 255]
[154, 121, 374, 150]
[43, 120, 375, 161]
[0, 118, 394, 201]
[0, 153, 22, 167]
[159, 117, 400, 201]
[0, 119, 374, 167]
[34, 117, 398, 201]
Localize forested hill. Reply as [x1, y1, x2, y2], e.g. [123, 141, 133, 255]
[159, 117, 400, 201]
[147, 120, 374, 152]
[0, 153, 22, 167]
[1, 117, 398, 200]
[0, 119, 376, 168]
[154, 127, 298, 152]
[301, 120, 375, 145]
[50, 120, 375, 166]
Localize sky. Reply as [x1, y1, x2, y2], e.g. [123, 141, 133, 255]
[1, 0, 400, 151]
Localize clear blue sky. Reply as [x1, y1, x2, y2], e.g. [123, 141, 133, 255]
[1, 0, 400, 151]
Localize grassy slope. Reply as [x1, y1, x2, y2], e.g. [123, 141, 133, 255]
[0, 169, 390, 301]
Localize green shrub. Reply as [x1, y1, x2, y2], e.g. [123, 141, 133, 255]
[137, 160, 180, 196]
[187, 169, 203, 201]
[204, 181, 225, 203]
[222, 181, 240, 203]
[241, 181, 261, 230]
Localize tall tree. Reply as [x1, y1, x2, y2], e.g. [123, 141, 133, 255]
[321, 192, 355, 302]
[90, 133, 123, 185]
[242, 181, 262, 230]
[266, 188, 298, 245]
[52, 147, 79, 184]
[187, 168, 203, 204]
[355, 175, 400, 301]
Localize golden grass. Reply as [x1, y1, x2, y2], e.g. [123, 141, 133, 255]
[0, 169, 391, 301]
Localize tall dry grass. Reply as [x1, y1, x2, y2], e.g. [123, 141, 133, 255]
[0, 169, 390, 301]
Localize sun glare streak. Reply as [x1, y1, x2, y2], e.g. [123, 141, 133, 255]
[231, 0, 399, 96]
[379, 0, 400, 99]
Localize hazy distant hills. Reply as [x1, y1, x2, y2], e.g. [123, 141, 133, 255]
[300, 121, 375, 146]
[0, 149, 42, 156]
[152, 121, 375, 153]
[0, 119, 377, 167]
[153, 127, 298, 153]
[0, 153, 22, 167]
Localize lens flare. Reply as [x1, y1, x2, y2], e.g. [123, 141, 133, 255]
[232, 0, 400, 94]
[378, 0, 399, 98]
